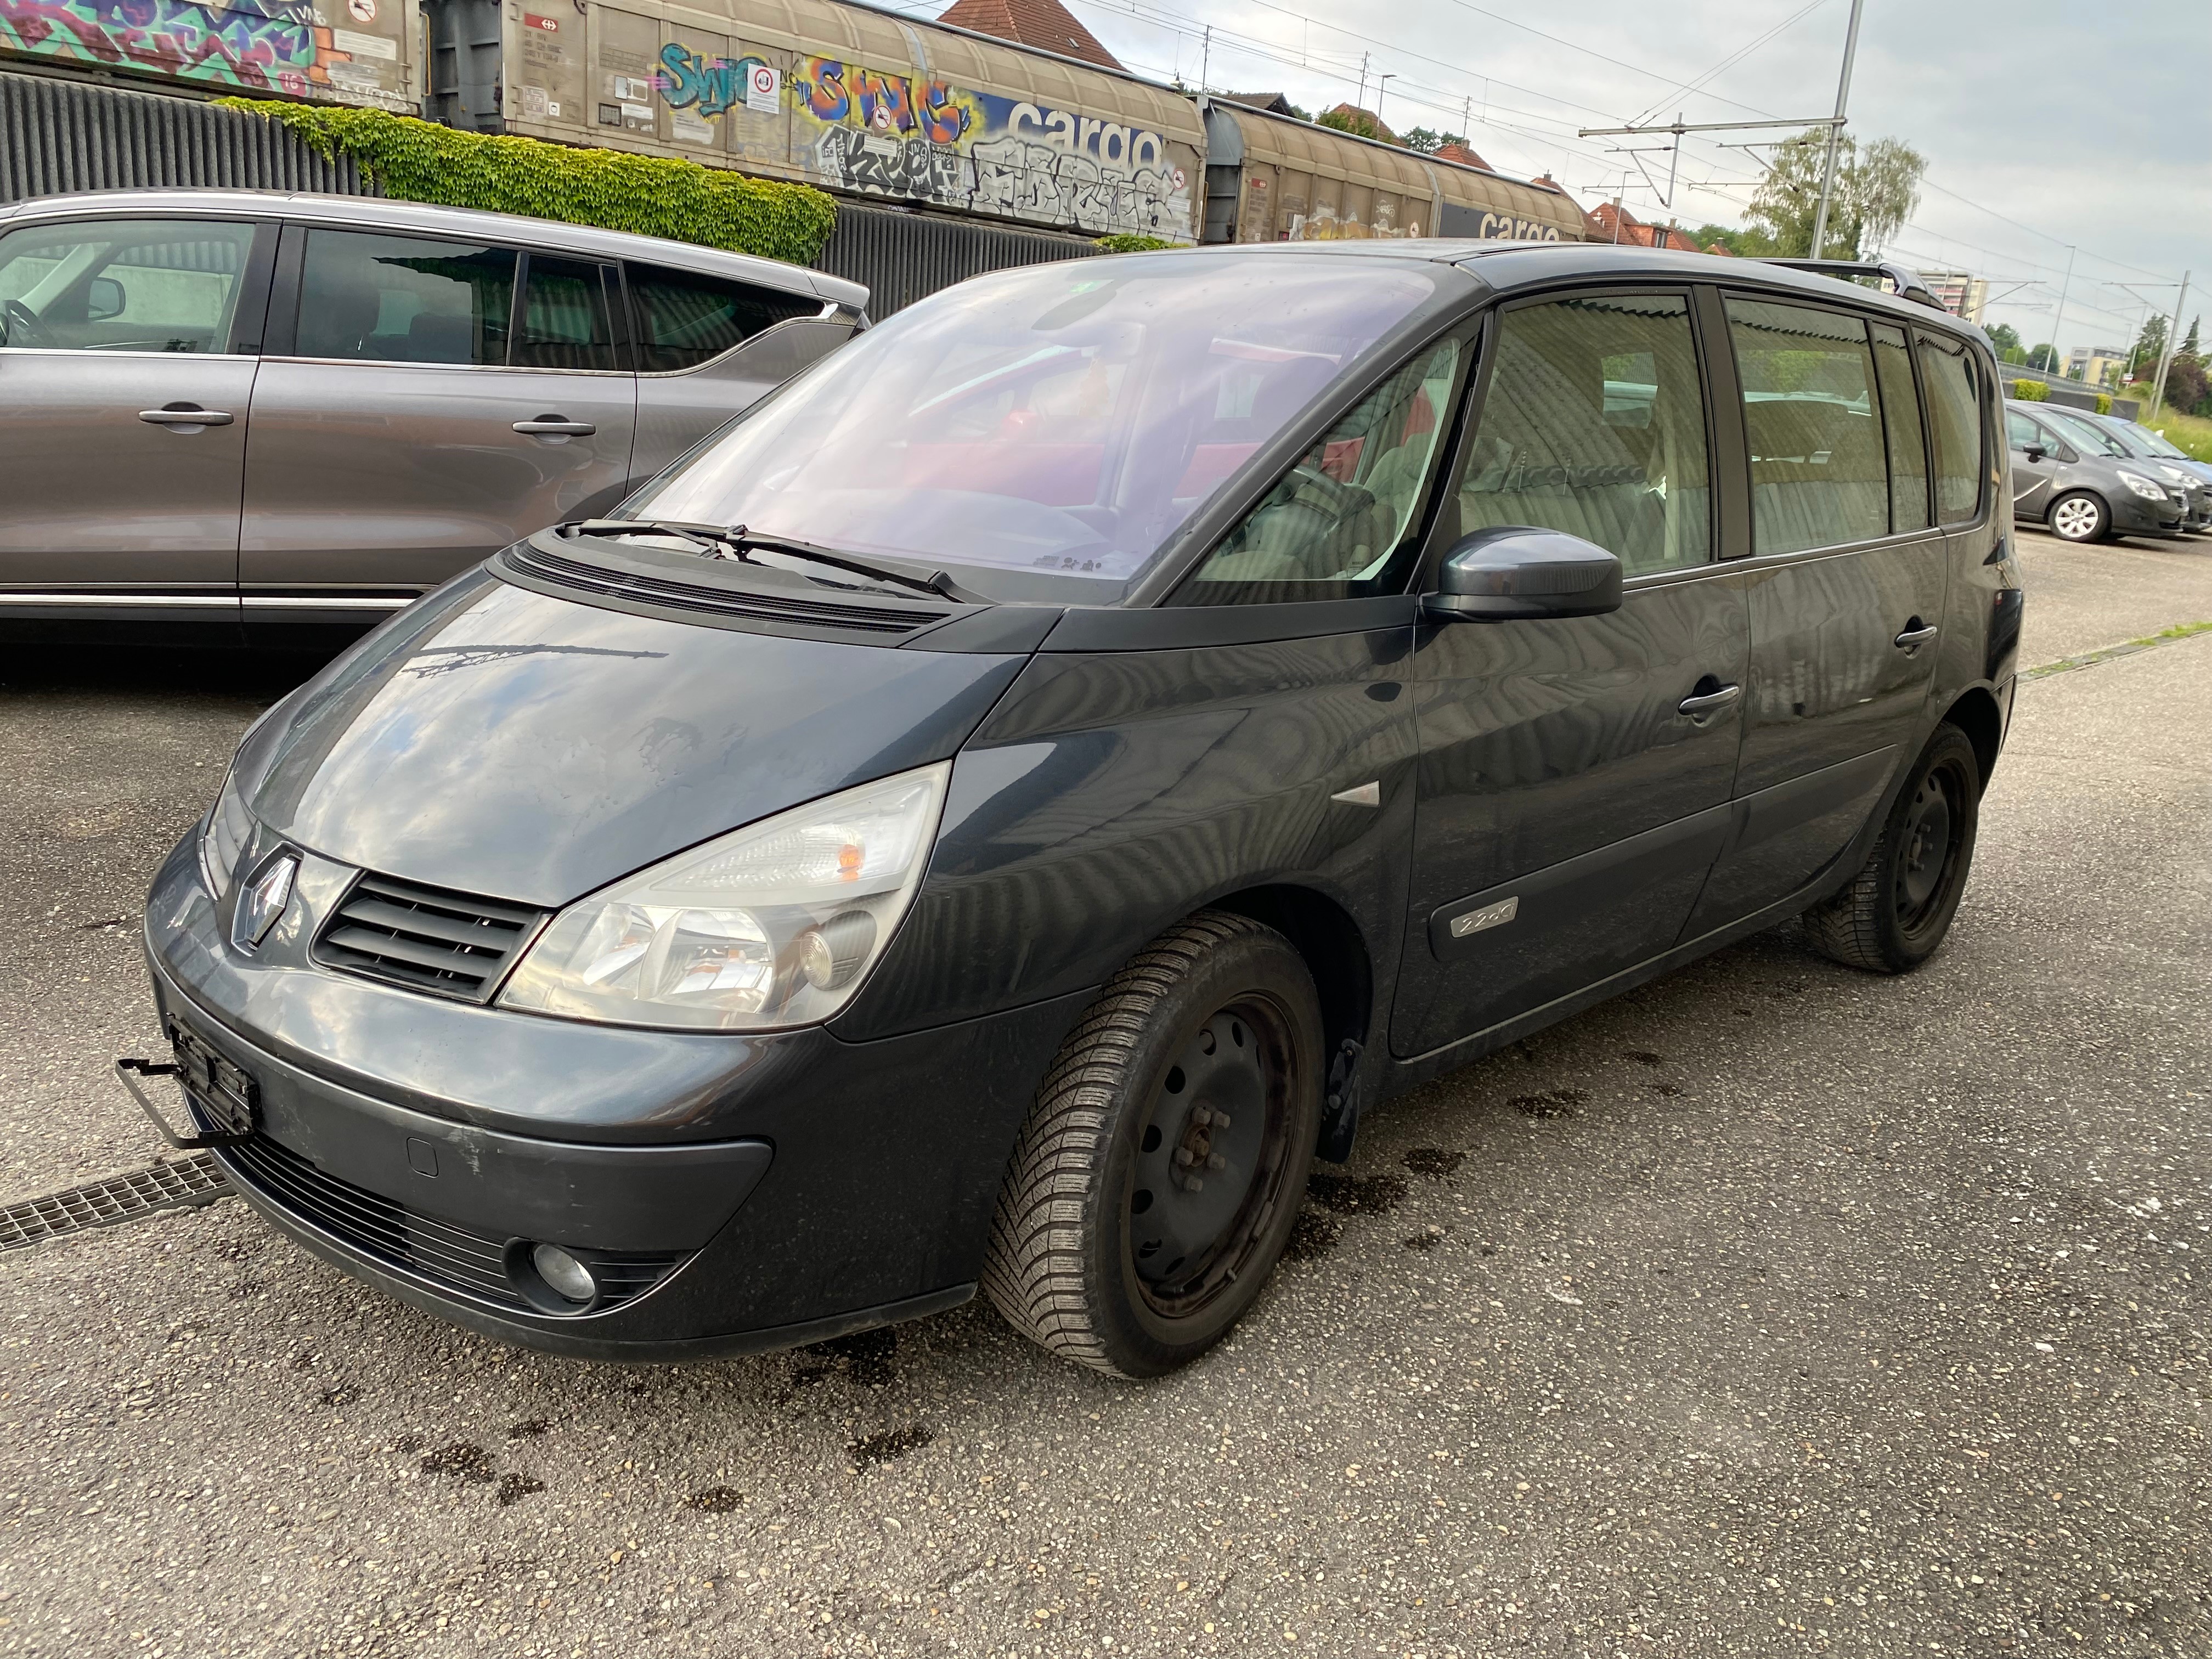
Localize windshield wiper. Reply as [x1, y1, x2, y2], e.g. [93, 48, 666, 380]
[567, 519, 986, 604]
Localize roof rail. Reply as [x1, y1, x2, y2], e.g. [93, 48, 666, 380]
[1760, 258, 1949, 313]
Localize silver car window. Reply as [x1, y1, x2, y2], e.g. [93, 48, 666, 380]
[0, 218, 256, 354]
[627, 256, 1439, 596]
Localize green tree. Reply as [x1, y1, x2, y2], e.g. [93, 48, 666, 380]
[1745, 129, 1927, 258]
[1984, 322, 2022, 358]
[1318, 108, 1393, 144]
[2129, 313, 2168, 379]
[2027, 343, 2058, 371]
[2186, 315, 2201, 354]
[1686, 222, 1779, 257]
[1401, 127, 1470, 155]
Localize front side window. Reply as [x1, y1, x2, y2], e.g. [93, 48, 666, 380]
[1870, 321, 1930, 533]
[1728, 298, 1888, 556]
[0, 218, 257, 354]
[627, 264, 821, 373]
[295, 229, 515, 366]
[628, 256, 1442, 599]
[2005, 410, 2048, 451]
[2041, 409, 2128, 459]
[1178, 336, 1463, 601]
[1449, 294, 1711, 577]
[1917, 330, 1984, 524]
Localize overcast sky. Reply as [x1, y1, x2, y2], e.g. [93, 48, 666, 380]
[914, 0, 2210, 360]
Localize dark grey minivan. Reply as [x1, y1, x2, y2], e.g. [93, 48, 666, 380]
[0, 190, 862, 641]
[131, 242, 2022, 1378]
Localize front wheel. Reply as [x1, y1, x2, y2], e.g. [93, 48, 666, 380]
[983, 911, 1324, 1379]
[2047, 490, 2110, 543]
[1803, 725, 1982, 973]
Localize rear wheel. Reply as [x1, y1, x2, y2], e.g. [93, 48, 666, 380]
[983, 911, 1323, 1379]
[2047, 490, 2110, 543]
[1803, 725, 1982, 973]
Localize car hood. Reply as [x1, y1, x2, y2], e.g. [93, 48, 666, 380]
[233, 569, 1029, 907]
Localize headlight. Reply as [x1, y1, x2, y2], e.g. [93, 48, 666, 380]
[2117, 471, 2167, 501]
[199, 764, 255, 896]
[499, 763, 950, 1031]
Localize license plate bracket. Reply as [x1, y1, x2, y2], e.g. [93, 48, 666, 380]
[116, 1015, 259, 1148]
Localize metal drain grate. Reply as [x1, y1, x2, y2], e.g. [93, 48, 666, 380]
[0, 1154, 233, 1251]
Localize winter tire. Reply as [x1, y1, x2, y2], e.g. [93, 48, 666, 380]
[982, 910, 1324, 1379]
[1804, 724, 1982, 974]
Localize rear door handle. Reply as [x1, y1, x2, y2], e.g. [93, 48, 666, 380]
[1894, 623, 1939, 651]
[1676, 682, 1742, 724]
[514, 417, 596, 436]
[139, 406, 234, 426]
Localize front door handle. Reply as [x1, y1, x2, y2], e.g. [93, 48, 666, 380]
[1676, 681, 1742, 725]
[1894, 622, 1940, 652]
[514, 417, 596, 436]
[139, 405, 234, 426]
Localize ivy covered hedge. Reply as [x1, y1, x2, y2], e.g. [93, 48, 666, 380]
[1096, 233, 1178, 253]
[217, 101, 836, 266]
[2095, 392, 2114, 414]
[2012, 378, 2048, 402]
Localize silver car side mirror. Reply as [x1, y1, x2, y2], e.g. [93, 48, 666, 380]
[1421, 527, 1624, 623]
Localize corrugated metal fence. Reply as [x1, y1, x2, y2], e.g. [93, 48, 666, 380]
[1, 69, 1098, 313]
[1, 71, 365, 201]
[814, 206, 1099, 317]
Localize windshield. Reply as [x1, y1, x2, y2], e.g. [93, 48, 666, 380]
[2126, 422, 2192, 459]
[625, 255, 1440, 600]
[2041, 410, 2128, 458]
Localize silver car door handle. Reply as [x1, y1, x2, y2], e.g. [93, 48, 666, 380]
[139, 407, 234, 426]
[513, 418, 596, 436]
[1894, 623, 1940, 650]
[1676, 682, 1742, 724]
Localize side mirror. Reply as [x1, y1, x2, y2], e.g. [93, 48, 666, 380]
[2023, 443, 2046, 463]
[86, 276, 126, 323]
[1422, 527, 1623, 623]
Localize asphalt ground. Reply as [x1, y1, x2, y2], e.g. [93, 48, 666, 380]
[1, 526, 2207, 1657]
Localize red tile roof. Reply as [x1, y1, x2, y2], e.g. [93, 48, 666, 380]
[935, 0, 1124, 71]
[1432, 142, 1492, 171]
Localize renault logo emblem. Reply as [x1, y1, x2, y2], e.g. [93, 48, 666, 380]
[234, 854, 298, 951]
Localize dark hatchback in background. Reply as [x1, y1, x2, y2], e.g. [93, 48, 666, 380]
[130, 242, 2021, 1379]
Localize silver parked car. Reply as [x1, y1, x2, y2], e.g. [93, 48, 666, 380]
[0, 190, 864, 638]
[2046, 407, 2212, 532]
[2004, 400, 2187, 543]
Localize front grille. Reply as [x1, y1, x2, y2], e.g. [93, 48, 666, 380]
[314, 873, 544, 1003]
[222, 1133, 682, 1313]
[501, 543, 950, 636]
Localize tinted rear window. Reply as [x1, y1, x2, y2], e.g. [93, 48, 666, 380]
[627, 264, 821, 371]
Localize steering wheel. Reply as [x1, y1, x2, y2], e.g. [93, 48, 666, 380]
[2, 298, 43, 348]
[1286, 464, 1375, 518]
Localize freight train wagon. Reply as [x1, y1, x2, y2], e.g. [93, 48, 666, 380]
[1, 0, 1587, 246]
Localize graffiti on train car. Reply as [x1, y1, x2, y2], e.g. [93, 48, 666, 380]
[0, 0, 410, 105]
[787, 58, 1192, 238]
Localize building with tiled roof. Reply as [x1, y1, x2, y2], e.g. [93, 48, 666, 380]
[935, 0, 1124, 71]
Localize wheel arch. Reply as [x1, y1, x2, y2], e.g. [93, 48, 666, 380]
[1940, 685, 2005, 786]
[1206, 883, 1375, 1064]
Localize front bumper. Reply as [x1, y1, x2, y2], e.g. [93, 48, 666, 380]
[143, 832, 1090, 1359]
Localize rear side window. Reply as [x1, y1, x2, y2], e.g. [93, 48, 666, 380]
[1869, 321, 1930, 533]
[1451, 294, 1712, 577]
[626, 264, 820, 372]
[1916, 330, 1984, 524]
[0, 218, 257, 354]
[512, 253, 617, 371]
[296, 229, 514, 366]
[1726, 298, 1887, 556]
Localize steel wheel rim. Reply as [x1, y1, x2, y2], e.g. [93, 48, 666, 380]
[1125, 995, 1298, 1321]
[1895, 759, 1967, 934]
[2053, 497, 2098, 540]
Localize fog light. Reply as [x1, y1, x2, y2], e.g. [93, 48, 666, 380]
[532, 1243, 597, 1304]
